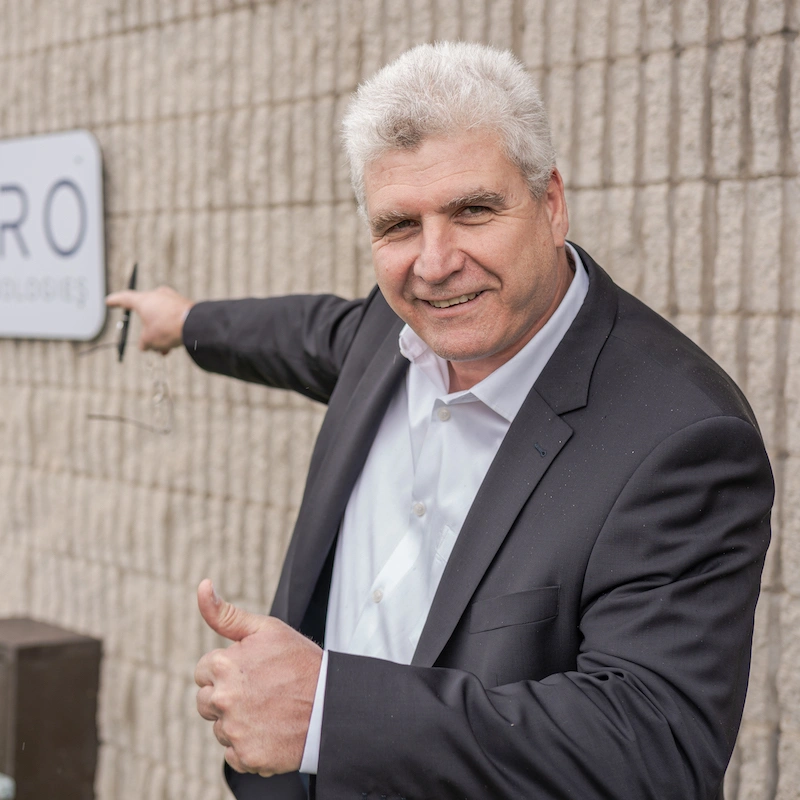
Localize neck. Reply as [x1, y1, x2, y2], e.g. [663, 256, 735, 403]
[446, 247, 575, 393]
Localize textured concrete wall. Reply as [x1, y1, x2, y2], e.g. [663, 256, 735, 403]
[0, 1, 796, 798]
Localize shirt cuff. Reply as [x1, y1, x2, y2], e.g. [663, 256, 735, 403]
[299, 649, 329, 775]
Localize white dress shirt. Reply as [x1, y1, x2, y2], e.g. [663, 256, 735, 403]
[300, 245, 589, 773]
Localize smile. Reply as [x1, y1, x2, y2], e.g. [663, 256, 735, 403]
[428, 292, 481, 309]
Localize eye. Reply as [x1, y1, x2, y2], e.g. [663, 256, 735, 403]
[458, 205, 492, 220]
[381, 218, 418, 238]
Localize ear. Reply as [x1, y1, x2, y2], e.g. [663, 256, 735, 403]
[543, 168, 569, 248]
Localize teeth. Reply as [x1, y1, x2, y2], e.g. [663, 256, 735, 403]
[429, 292, 479, 308]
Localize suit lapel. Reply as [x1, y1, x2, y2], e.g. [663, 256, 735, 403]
[286, 315, 407, 627]
[412, 251, 620, 666]
[412, 392, 573, 666]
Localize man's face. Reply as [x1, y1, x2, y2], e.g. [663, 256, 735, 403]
[364, 129, 572, 390]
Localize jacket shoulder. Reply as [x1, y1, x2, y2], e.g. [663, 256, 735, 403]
[609, 286, 756, 423]
[567, 244, 758, 428]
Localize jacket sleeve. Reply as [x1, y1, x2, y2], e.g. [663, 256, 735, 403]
[181, 290, 377, 404]
[316, 415, 773, 800]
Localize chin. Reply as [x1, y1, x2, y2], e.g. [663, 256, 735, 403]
[427, 342, 489, 363]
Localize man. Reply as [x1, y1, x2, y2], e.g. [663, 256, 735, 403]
[108, 42, 773, 800]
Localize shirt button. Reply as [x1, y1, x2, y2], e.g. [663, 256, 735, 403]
[437, 407, 451, 421]
[413, 501, 426, 517]
[372, 589, 383, 603]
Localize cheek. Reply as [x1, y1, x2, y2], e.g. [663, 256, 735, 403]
[373, 250, 410, 299]
[372, 259, 394, 296]
[465, 226, 529, 272]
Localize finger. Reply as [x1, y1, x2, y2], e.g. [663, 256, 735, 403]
[138, 332, 164, 353]
[194, 649, 222, 688]
[213, 718, 232, 747]
[105, 290, 139, 309]
[196, 685, 218, 721]
[225, 746, 258, 775]
[197, 578, 268, 642]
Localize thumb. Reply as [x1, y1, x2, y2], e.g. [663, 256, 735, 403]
[197, 579, 267, 642]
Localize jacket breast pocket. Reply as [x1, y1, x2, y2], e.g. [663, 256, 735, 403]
[469, 586, 560, 633]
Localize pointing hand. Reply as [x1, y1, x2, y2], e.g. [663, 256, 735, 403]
[106, 286, 193, 354]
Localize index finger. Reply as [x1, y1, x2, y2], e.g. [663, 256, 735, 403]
[194, 647, 227, 688]
[105, 290, 139, 309]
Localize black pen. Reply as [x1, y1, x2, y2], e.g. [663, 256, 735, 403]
[117, 262, 138, 362]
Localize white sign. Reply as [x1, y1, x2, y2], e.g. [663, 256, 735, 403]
[0, 129, 106, 340]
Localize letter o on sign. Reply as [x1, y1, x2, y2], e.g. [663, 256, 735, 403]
[43, 179, 87, 257]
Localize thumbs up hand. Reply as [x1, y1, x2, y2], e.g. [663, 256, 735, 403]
[194, 579, 323, 777]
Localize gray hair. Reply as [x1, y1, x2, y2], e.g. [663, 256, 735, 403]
[342, 41, 556, 214]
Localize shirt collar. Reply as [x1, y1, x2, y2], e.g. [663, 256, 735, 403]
[398, 243, 590, 422]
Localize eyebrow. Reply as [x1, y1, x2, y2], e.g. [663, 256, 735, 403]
[369, 189, 508, 235]
[369, 209, 413, 235]
[440, 190, 507, 213]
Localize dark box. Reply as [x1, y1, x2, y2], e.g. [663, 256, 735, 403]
[0, 618, 101, 800]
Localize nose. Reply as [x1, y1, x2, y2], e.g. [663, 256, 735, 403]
[414, 223, 463, 284]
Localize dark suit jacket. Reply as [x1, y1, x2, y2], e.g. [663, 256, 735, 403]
[184, 246, 773, 800]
